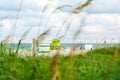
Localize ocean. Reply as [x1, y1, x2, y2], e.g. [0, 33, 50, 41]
[6, 43, 118, 50]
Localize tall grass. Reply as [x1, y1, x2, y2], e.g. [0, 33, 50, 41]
[1, 0, 120, 80]
[11, 0, 23, 41]
[0, 46, 120, 80]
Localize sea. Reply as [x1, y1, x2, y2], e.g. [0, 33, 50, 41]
[6, 43, 118, 50]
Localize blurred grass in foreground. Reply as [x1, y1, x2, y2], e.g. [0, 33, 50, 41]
[0, 46, 120, 80]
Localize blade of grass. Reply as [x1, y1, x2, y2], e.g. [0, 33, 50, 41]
[104, 43, 120, 80]
[37, 0, 56, 35]
[16, 28, 31, 54]
[72, 0, 92, 14]
[50, 49, 61, 80]
[11, 0, 23, 41]
[43, 5, 71, 32]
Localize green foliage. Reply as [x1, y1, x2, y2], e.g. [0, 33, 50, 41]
[0, 46, 120, 80]
[2, 0, 119, 79]
[87, 46, 119, 55]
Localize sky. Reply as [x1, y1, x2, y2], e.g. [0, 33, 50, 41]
[0, 0, 120, 43]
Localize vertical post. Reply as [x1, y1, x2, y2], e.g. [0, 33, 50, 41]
[32, 38, 37, 54]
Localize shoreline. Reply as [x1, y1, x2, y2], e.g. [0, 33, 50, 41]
[18, 48, 87, 56]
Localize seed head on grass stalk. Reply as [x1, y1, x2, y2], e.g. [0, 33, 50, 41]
[2, 35, 11, 43]
[42, 0, 57, 12]
[0, 17, 10, 52]
[52, 5, 72, 13]
[1, 35, 11, 54]
[61, 0, 92, 58]
[62, 18, 73, 42]
[20, 28, 31, 41]
[69, 0, 92, 53]
[33, 28, 51, 55]
[61, 0, 92, 79]
[37, 0, 56, 35]
[62, 0, 92, 41]
[58, 35, 64, 39]
[43, 5, 72, 32]
[15, 28, 31, 54]
[72, 0, 92, 14]
[73, 15, 87, 40]
[11, 0, 23, 41]
[36, 28, 51, 45]
[71, 15, 87, 55]
[55, 17, 70, 38]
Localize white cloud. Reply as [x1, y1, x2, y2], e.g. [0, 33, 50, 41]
[85, 14, 120, 26]
[59, 0, 120, 13]
[0, 0, 120, 42]
[1, 12, 120, 42]
[0, 19, 12, 35]
[35, 0, 49, 7]
[83, 25, 104, 33]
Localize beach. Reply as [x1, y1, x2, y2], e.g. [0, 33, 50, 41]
[18, 48, 87, 56]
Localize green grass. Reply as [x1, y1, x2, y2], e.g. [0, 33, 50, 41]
[0, 46, 120, 80]
[1, 0, 119, 79]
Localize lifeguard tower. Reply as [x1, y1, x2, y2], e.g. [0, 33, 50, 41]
[50, 38, 61, 50]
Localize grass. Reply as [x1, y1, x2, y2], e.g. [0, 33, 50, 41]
[0, 46, 120, 80]
[1, 0, 120, 80]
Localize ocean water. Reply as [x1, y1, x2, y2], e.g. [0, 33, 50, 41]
[6, 43, 118, 50]
[62, 43, 118, 49]
[7, 43, 32, 50]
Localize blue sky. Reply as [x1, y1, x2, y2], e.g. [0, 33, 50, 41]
[0, 0, 120, 43]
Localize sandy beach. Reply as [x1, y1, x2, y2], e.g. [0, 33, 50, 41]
[18, 48, 87, 56]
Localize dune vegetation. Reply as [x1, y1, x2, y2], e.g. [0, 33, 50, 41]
[0, 45, 120, 80]
[0, 0, 120, 80]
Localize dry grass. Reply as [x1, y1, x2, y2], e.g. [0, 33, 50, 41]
[50, 49, 61, 80]
[11, 0, 23, 41]
[72, 0, 92, 14]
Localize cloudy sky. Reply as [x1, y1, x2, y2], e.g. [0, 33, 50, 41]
[0, 0, 120, 43]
